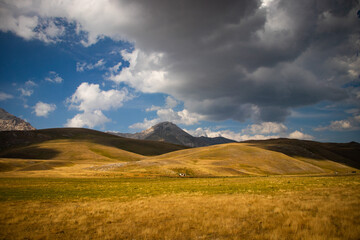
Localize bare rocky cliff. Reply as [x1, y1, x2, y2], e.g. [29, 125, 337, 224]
[0, 108, 35, 131]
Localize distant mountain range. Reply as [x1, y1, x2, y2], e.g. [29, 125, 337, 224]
[0, 108, 35, 131]
[108, 121, 236, 147]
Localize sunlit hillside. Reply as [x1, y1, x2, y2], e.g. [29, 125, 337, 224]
[0, 128, 358, 177]
[0, 128, 187, 177]
[109, 143, 358, 177]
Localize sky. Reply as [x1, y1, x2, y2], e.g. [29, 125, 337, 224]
[0, 0, 359, 143]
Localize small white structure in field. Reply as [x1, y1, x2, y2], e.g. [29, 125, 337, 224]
[179, 173, 186, 177]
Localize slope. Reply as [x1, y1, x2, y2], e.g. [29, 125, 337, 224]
[101, 142, 358, 177]
[0, 128, 187, 175]
[0, 128, 188, 156]
[244, 138, 360, 171]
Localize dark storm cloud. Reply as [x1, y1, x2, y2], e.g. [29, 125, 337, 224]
[2, 0, 358, 123]
[115, 0, 358, 122]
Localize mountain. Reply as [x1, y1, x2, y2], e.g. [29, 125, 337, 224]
[108, 122, 236, 147]
[0, 108, 35, 131]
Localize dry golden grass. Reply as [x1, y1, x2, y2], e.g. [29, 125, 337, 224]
[1, 139, 145, 162]
[0, 176, 359, 240]
[113, 143, 357, 177]
[1, 138, 358, 178]
[0, 191, 359, 239]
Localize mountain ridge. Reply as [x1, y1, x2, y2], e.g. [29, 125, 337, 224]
[108, 121, 236, 147]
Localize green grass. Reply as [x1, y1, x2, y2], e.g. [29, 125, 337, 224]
[0, 175, 359, 201]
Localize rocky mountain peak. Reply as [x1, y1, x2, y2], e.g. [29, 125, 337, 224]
[109, 121, 235, 147]
[0, 108, 36, 131]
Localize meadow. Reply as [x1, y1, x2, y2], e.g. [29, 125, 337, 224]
[1, 129, 359, 239]
[0, 175, 359, 239]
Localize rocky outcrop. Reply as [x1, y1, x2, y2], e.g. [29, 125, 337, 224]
[0, 108, 35, 131]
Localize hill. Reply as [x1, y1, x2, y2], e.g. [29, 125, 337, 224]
[104, 142, 358, 177]
[109, 121, 235, 147]
[244, 138, 360, 170]
[0, 128, 187, 175]
[0, 128, 187, 156]
[0, 128, 359, 177]
[0, 108, 35, 131]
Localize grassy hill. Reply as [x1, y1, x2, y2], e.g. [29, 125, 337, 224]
[0, 128, 187, 175]
[0, 128, 187, 156]
[110, 142, 358, 177]
[0, 129, 358, 177]
[244, 138, 360, 171]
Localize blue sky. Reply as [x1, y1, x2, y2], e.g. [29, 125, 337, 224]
[0, 0, 359, 142]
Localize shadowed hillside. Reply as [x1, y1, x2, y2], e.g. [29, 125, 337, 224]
[0, 128, 188, 156]
[244, 139, 360, 170]
[0, 128, 188, 174]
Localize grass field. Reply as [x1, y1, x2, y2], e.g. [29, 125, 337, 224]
[0, 175, 359, 239]
[1, 129, 359, 239]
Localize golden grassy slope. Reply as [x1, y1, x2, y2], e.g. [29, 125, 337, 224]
[104, 143, 358, 177]
[0, 128, 358, 177]
[0, 128, 190, 177]
[0, 139, 146, 177]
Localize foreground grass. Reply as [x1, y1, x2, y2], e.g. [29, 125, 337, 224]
[0, 175, 359, 201]
[0, 175, 359, 239]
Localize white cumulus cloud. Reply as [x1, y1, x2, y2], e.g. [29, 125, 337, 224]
[186, 122, 313, 141]
[45, 71, 63, 83]
[315, 115, 360, 131]
[76, 59, 106, 72]
[33, 101, 56, 117]
[130, 96, 205, 130]
[107, 49, 169, 94]
[245, 122, 288, 135]
[18, 80, 37, 98]
[65, 110, 110, 128]
[288, 130, 314, 140]
[65, 82, 131, 128]
[0, 92, 13, 101]
[186, 127, 281, 142]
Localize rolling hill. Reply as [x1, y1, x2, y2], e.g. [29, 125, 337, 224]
[102, 142, 359, 177]
[244, 138, 360, 170]
[0, 127, 358, 177]
[0, 128, 187, 175]
[0, 128, 187, 156]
